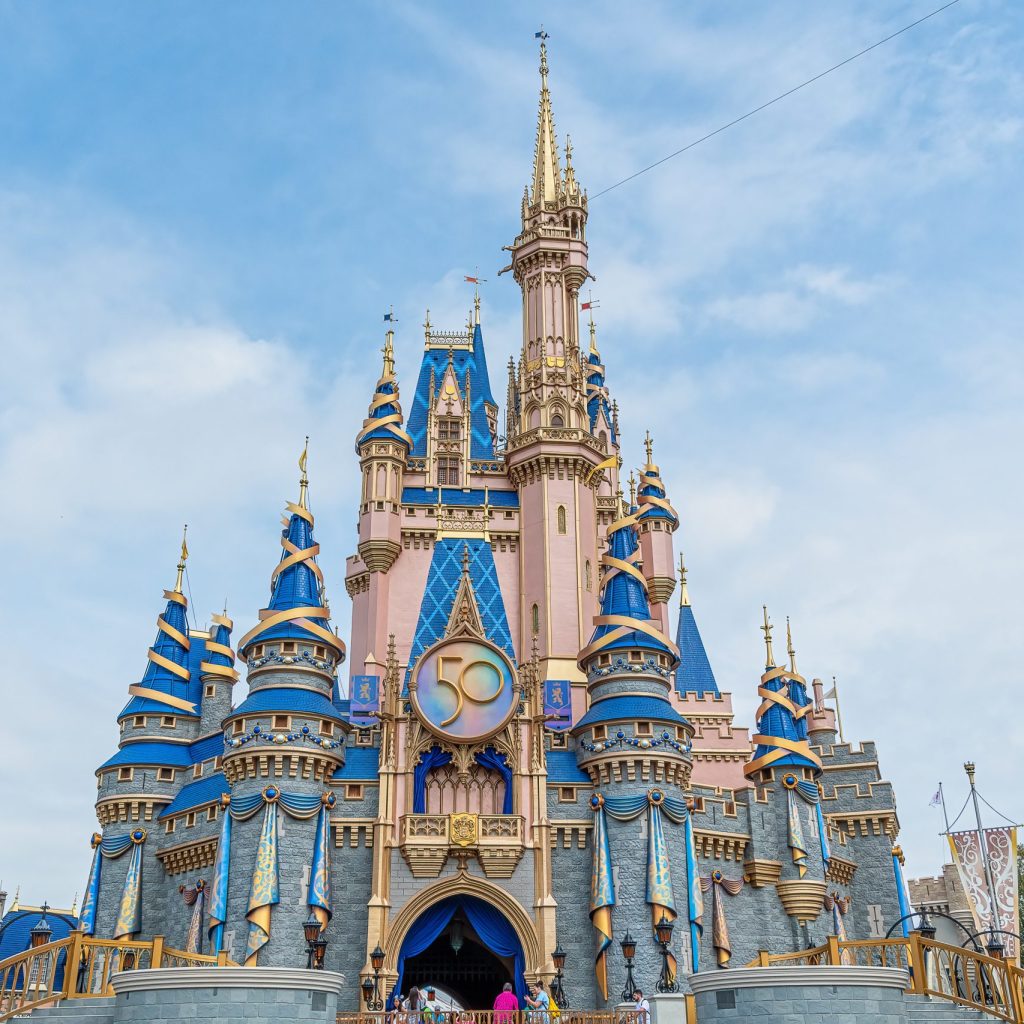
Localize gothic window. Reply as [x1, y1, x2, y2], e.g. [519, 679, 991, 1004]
[531, 603, 540, 635]
[551, 413, 564, 428]
[424, 761, 507, 815]
[585, 559, 592, 591]
[556, 505, 567, 534]
[438, 418, 461, 441]
[437, 457, 461, 486]
[529, 407, 541, 429]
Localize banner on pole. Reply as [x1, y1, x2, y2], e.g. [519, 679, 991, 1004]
[948, 826, 1018, 958]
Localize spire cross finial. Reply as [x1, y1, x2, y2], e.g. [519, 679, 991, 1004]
[298, 436, 310, 509]
[678, 553, 690, 606]
[761, 605, 776, 668]
[786, 616, 797, 674]
[628, 470, 637, 508]
[643, 430, 654, 465]
[174, 524, 189, 594]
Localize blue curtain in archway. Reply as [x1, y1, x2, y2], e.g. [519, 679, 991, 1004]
[474, 747, 513, 814]
[391, 895, 527, 1008]
[413, 746, 453, 813]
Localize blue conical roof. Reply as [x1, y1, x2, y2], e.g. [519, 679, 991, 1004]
[636, 463, 678, 527]
[747, 668, 820, 777]
[120, 586, 200, 718]
[586, 347, 616, 442]
[583, 516, 678, 664]
[674, 603, 719, 696]
[355, 332, 411, 453]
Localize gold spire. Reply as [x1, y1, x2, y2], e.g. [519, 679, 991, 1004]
[761, 605, 776, 668]
[381, 321, 396, 379]
[530, 35, 562, 206]
[678, 553, 690, 606]
[628, 470, 637, 508]
[643, 430, 654, 466]
[173, 525, 188, 594]
[298, 436, 310, 510]
[786, 616, 797, 674]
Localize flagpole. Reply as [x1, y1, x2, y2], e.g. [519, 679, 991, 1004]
[938, 782, 951, 834]
[964, 762, 1002, 955]
[831, 676, 845, 743]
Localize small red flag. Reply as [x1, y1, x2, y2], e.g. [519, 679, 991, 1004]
[465, 276, 479, 284]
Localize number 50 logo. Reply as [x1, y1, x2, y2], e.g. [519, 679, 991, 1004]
[413, 639, 517, 741]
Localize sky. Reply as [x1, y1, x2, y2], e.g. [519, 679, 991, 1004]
[0, 0, 1021, 910]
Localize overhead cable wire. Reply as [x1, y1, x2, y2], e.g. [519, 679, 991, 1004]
[591, 0, 963, 200]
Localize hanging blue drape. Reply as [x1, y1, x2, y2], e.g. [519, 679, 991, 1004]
[208, 805, 232, 952]
[391, 896, 528, 1009]
[475, 747, 513, 814]
[413, 746, 452, 813]
[462, 897, 527, 1004]
[80, 837, 102, 936]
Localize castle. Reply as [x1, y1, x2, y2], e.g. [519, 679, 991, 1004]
[81, 41, 909, 1011]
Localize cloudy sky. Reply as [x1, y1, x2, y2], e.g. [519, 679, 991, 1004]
[1, 1, 1021, 909]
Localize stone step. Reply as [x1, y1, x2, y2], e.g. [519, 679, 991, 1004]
[904, 994, 1003, 1022]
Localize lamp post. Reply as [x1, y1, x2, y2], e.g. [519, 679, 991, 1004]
[363, 944, 385, 1011]
[620, 930, 639, 1002]
[303, 913, 327, 970]
[551, 944, 568, 1009]
[654, 913, 678, 994]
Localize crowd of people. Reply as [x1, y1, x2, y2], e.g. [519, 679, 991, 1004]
[387, 982, 651, 1023]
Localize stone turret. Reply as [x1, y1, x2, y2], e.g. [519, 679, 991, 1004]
[635, 432, 678, 635]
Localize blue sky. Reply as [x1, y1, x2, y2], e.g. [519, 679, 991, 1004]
[1, 1, 1022, 910]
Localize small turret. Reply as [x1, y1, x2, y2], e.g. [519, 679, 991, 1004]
[199, 609, 237, 734]
[635, 431, 678, 634]
[673, 555, 719, 697]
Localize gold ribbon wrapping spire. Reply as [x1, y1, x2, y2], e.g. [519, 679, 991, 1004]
[356, 329, 413, 450]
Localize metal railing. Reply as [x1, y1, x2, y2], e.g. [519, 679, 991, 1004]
[339, 1013, 642, 1024]
[747, 934, 1024, 1023]
[0, 932, 234, 1022]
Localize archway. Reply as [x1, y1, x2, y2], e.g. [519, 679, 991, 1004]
[391, 895, 526, 1010]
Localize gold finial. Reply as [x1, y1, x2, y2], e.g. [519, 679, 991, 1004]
[964, 761, 976, 785]
[761, 605, 776, 668]
[678, 553, 690, 606]
[70, 892, 79, 916]
[424, 308, 432, 341]
[787, 616, 797, 674]
[530, 28, 561, 207]
[461, 542, 471, 577]
[174, 524, 189, 594]
[382, 317, 396, 378]
[628, 470, 637, 508]
[298, 436, 310, 509]
[643, 430, 654, 466]
[615, 484, 626, 517]
[11, 886, 19, 911]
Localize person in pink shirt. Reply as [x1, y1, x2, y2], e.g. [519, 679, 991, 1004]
[493, 982, 519, 1024]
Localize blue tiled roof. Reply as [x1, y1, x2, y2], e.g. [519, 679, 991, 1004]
[229, 686, 346, 720]
[401, 487, 519, 508]
[573, 695, 687, 731]
[546, 749, 590, 784]
[99, 741, 194, 771]
[0, 910, 78, 968]
[675, 604, 719, 696]
[407, 324, 497, 460]
[586, 351, 616, 443]
[587, 521, 676, 661]
[637, 467, 676, 524]
[358, 377, 410, 451]
[332, 746, 380, 780]
[120, 591, 202, 719]
[158, 772, 230, 818]
[405, 538, 515, 687]
[206, 619, 234, 668]
[189, 732, 224, 764]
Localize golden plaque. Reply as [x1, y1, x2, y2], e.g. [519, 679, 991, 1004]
[449, 813, 479, 848]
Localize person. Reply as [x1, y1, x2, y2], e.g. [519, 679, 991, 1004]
[404, 986, 422, 1022]
[493, 982, 519, 1024]
[524, 981, 550, 1023]
[547, 983, 561, 1020]
[633, 988, 651, 1024]
[421, 987, 439, 1023]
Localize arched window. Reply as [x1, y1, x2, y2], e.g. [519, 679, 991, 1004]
[531, 603, 540, 636]
[556, 505, 567, 534]
[529, 407, 541, 429]
[585, 559, 592, 591]
[551, 413, 564, 428]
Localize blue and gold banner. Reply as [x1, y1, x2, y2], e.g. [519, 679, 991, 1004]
[180, 880, 206, 954]
[114, 830, 147, 939]
[208, 797, 232, 953]
[646, 796, 677, 985]
[543, 679, 571, 731]
[684, 814, 703, 973]
[245, 794, 280, 965]
[786, 787, 808, 878]
[80, 834, 103, 936]
[307, 794, 335, 931]
[699, 871, 743, 966]
[350, 675, 379, 726]
[589, 795, 615, 1001]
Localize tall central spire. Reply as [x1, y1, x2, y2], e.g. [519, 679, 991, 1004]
[531, 39, 563, 206]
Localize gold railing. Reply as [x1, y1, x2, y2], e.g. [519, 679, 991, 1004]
[339, 1013, 641, 1024]
[747, 934, 1024, 1023]
[0, 932, 234, 1022]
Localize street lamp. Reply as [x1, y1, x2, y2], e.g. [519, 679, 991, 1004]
[620, 930, 639, 1002]
[551, 944, 568, 1009]
[364, 945, 385, 1010]
[303, 912, 327, 970]
[30, 905, 53, 949]
[654, 913, 678, 994]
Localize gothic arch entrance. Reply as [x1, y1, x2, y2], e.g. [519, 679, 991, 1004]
[391, 895, 527, 1011]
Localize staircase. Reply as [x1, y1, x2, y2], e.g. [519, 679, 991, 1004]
[905, 994, 1005, 1022]
[24, 997, 116, 1024]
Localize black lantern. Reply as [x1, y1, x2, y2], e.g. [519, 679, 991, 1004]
[363, 945, 384, 1010]
[551, 944, 568, 1009]
[303, 912, 323, 969]
[655, 913, 678, 994]
[30, 905, 53, 950]
[620, 930, 639, 1002]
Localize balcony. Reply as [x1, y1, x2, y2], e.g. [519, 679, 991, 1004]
[399, 813, 525, 879]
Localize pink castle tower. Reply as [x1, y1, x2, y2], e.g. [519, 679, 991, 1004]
[635, 432, 678, 637]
